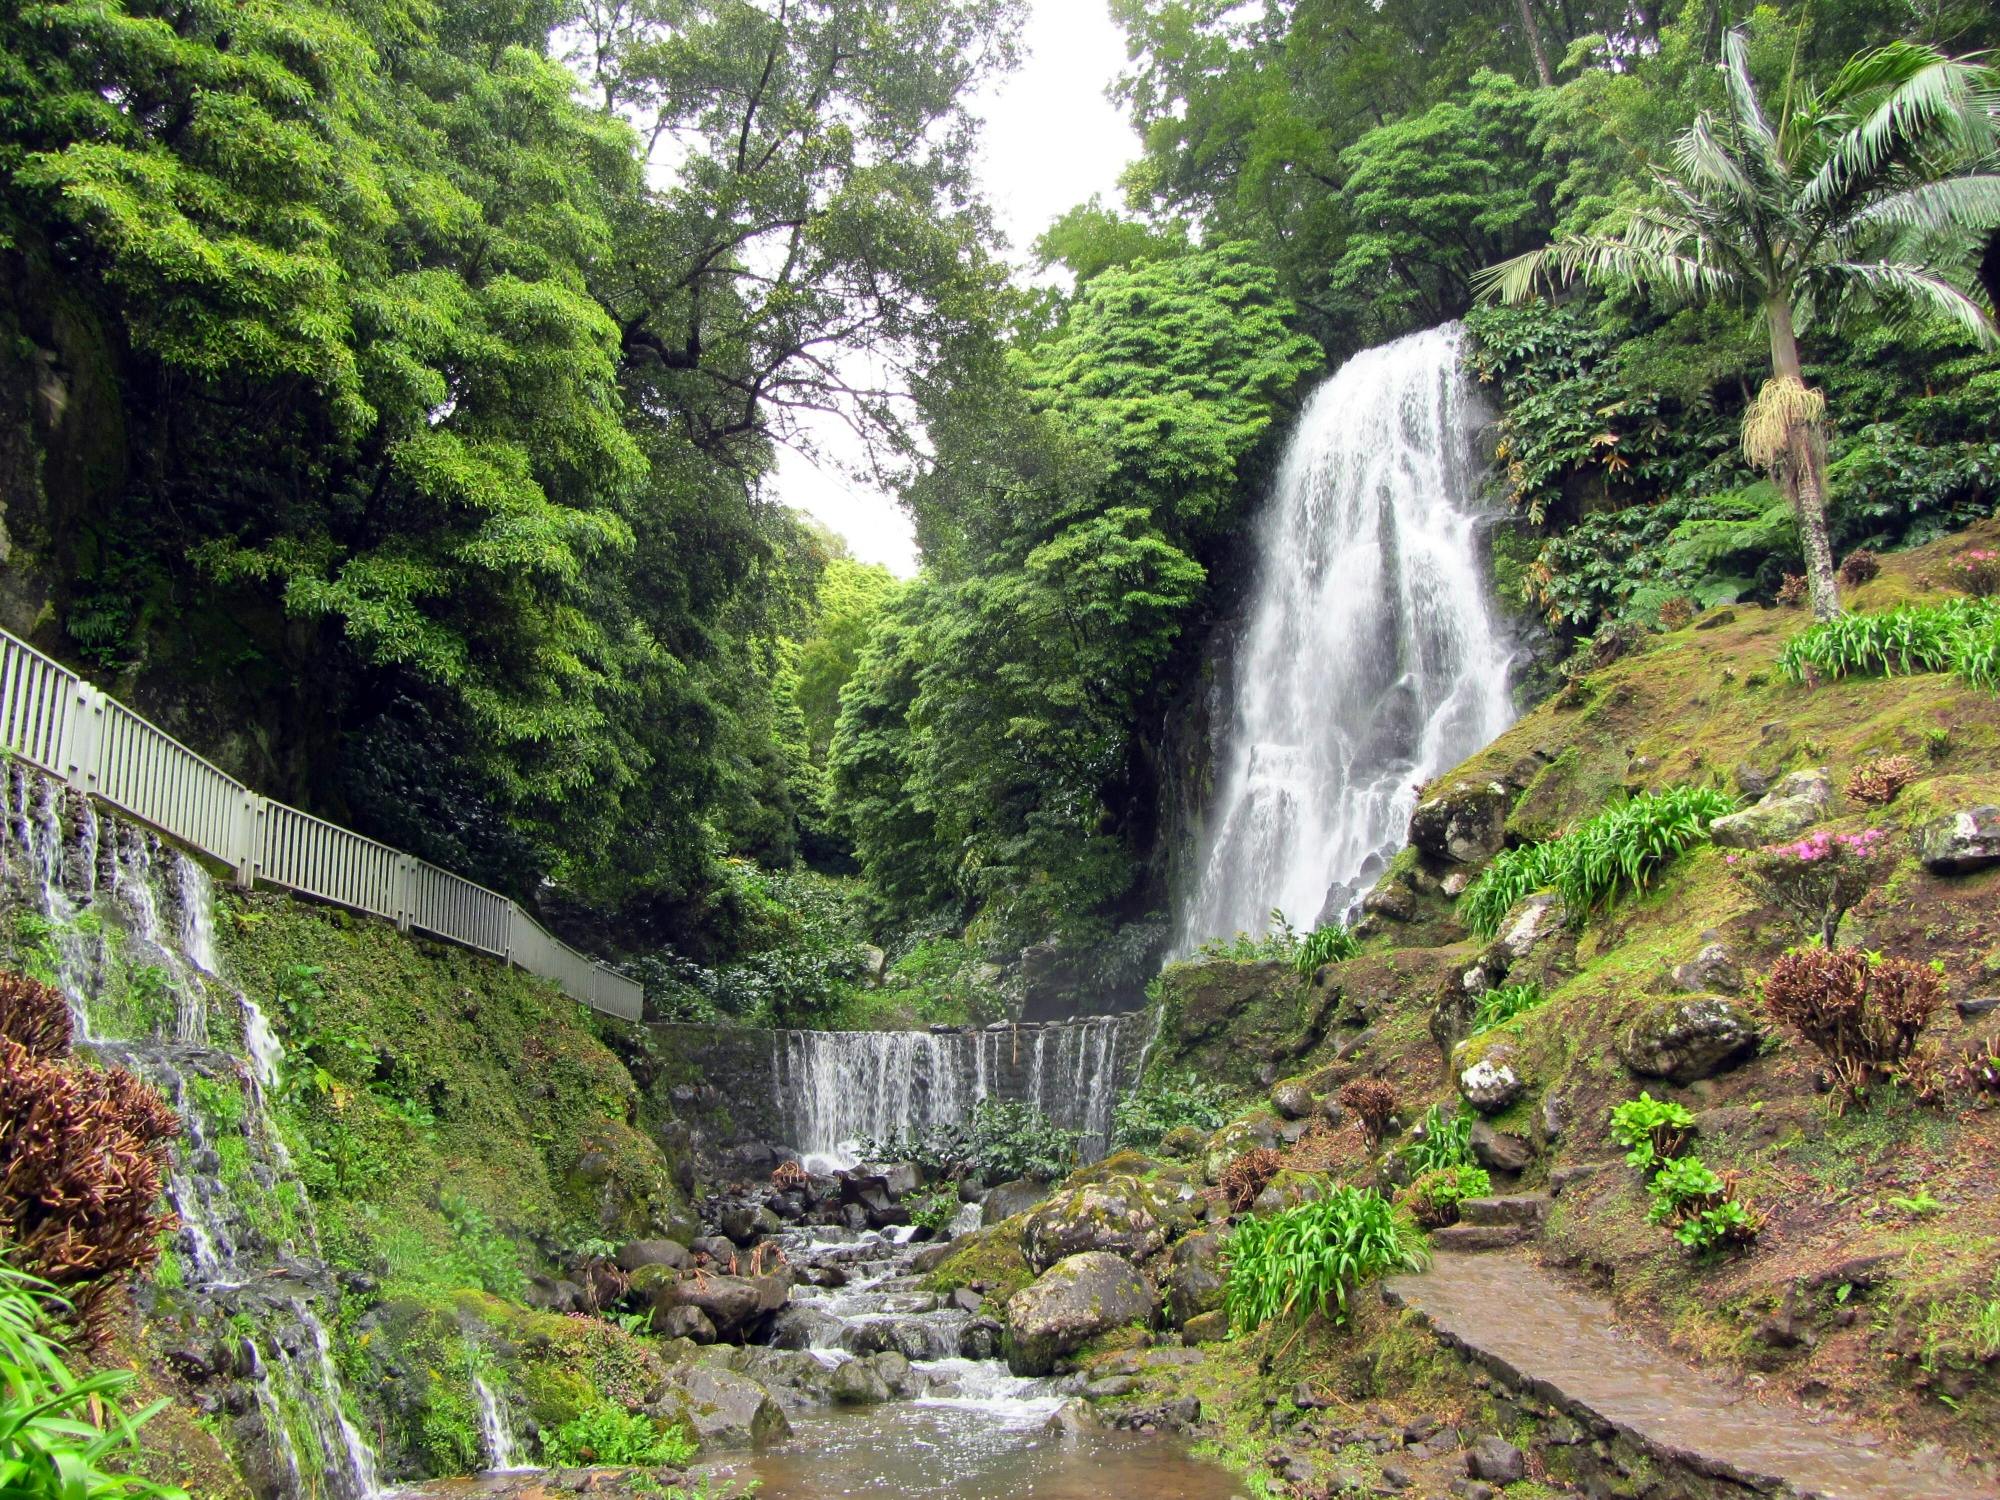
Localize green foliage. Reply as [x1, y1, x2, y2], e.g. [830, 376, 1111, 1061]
[1112, 1072, 1239, 1154]
[1459, 786, 1737, 937]
[1294, 923, 1360, 977]
[1645, 1155, 1760, 1253]
[1401, 1165, 1493, 1230]
[1609, 1092, 1696, 1173]
[540, 1404, 694, 1469]
[1223, 1188, 1427, 1333]
[1778, 599, 2000, 684]
[0, 1266, 187, 1499]
[1402, 1104, 1476, 1176]
[1196, 912, 1301, 964]
[1469, 983, 1544, 1036]
[906, 1189, 961, 1235]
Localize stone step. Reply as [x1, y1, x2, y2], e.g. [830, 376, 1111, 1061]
[1429, 1222, 1536, 1253]
[1458, 1194, 1552, 1228]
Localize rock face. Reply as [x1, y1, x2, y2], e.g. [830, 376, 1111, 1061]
[980, 1178, 1049, 1224]
[1022, 1176, 1189, 1272]
[662, 1363, 791, 1448]
[1410, 780, 1510, 866]
[1708, 768, 1831, 849]
[1915, 805, 2000, 874]
[1005, 1252, 1158, 1376]
[1617, 997, 1762, 1084]
[1670, 943, 1744, 995]
[1270, 1081, 1316, 1119]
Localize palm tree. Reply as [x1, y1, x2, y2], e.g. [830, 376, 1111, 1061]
[1477, 30, 2000, 620]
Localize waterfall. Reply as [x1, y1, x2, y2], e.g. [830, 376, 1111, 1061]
[474, 1374, 526, 1472]
[1179, 324, 1515, 947]
[0, 764, 384, 1500]
[773, 1017, 1137, 1169]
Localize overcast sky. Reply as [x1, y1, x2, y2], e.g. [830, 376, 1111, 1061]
[771, 1, 1138, 576]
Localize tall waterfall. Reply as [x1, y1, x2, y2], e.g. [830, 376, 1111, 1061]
[1180, 324, 1514, 946]
[774, 1017, 1137, 1170]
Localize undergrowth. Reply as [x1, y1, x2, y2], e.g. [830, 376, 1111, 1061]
[1223, 1188, 1426, 1332]
[1777, 597, 2000, 687]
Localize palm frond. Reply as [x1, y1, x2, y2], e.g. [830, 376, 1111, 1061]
[1673, 114, 1758, 206]
[1721, 29, 1789, 185]
[1814, 259, 2000, 347]
[1473, 246, 1562, 304]
[1802, 58, 1997, 218]
[1846, 175, 2000, 237]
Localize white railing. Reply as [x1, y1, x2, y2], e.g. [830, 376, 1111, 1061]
[0, 628, 641, 1021]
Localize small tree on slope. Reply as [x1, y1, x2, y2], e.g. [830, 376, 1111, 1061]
[1479, 30, 2000, 622]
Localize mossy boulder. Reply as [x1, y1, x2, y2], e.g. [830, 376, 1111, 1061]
[1454, 1037, 1526, 1114]
[1162, 1231, 1225, 1328]
[1003, 1252, 1159, 1376]
[1409, 779, 1510, 866]
[1021, 1175, 1195, 1273]
[660, 1362, 790, 1448]
[630, 1266, 792, 1342]
[1250, 1169, 1328, 1215]
[1616, 997, 1763, 1084]
[1708, 768, 1832, 849]
[1202, 1114, 1282, 1185]
[1914, 804, 2000, 874]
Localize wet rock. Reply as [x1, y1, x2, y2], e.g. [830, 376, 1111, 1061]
[617, 1239, 691, 1273]
[1159, 1124, 1208, 1159]
[829, 1358, 892, 1405]
[1411, 780, 1510, 866]
[1043, 1398, 1101, 1435]
[764, 1305, 840, 1350]
[1915, 805, 2000, 874]
[908, 1239, 956, 1274]
[959, 1317, 1004, 1361]
[633, 1267, 792, 1342]
[854, 1161, 921, 1199]
[949, 1287, 984, 1314]
[1005, 1252, 1158, 1376]
[980, 1178, 1049, 1223]
[1164, 1231, 1225, 1329]
[1455, 1041, 1526, 1114]
[1617, 997, 1762, 1084]
[691, 1235, 737, 1263]
[1467, 1435, 1527, 1485]
[1469, 1121, 1534, 1173]
[1271, 1080, 1316, 1120]
[654, 1305, 717, 1344]
[1022, 1176, 1191, 1272]
[1671, 943, 1744, 995]
[1708, 768, 1832, 849]
[1489, 891, 1562, 964]
[661, 1363, 791, 1448]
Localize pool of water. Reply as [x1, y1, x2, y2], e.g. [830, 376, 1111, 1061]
[702, 1397, 1246, 1499]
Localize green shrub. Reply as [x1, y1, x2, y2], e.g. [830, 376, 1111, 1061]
[1609, 1092, 1696, 1173]
[0, 1266, 187, 1499]
[1112, 1071, 1238, 1153]
[1223, 1187, 1426, 1332]
[1458, 786, 1736, 937]
[1469, 982, 1544, 1036]
[860, 1099, 1077, 1184]
[1401, 1165, 1492, 1229]
[541, 1403, 695, 1468]
[1294, 923, 1359, 977]
[1645, 1155, 1760, 1253]
[1401, 1103, 1475, 1175]
[907, 1188, 959, 1234]
[1777, 598, 1999, 684]
[1195, 910, 1301, 963]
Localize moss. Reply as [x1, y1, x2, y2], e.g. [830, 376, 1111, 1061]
[922, 1221, 1034, 1308]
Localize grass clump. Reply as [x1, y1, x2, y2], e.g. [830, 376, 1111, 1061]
[1223, 1188, 1426, 1332]
[1459, 786, 1736, 937]
[1469, 982, 1544, 1036]
[1777, 598, 1999, 686]
[1294, 922, 1360, 977]
[1402, 1103, 1474, 1175]
[541, 1403, 694, 1467]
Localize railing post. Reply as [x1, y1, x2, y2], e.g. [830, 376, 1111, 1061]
[394, 857, 414, 933]
[63, 683, 104, 793]
[234, 793, 264, 891]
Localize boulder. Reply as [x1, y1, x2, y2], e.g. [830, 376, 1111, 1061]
[1488, 891, 1562, 964]
[1163, 1232, 1225, 1329]
[1022, 1176, 1191, 1272]
[980, 1178, 1049, 1224]
[1182, 1309, 1230, 1344]
[852, 1161, 921, 1200]
[617, 1239, 691, 1273]
[1410, 780, 1510, 866]
[1203, 1115, 1282, 1185]
[1159, 1124, 1208, 1159]
[1708, 768, 1831, 849]
[1617, 997, 1762, 1084]
[654, 1305, 717, 1344]
[634, 1267, 793, 1342]
[661, 1363, 791, 1449]
[1467, 1436, 1527, 1485]
[1670, 942, 1744, 995]
[1455, 1041, 1526, 1114]
[1361, 877, 1418, 923]
[1270, 1081, 1316, 1120]
[1915, 805, 2000, 874]
[1468, 1121, 1534, 1174]
[829, 1358, 892, 1405]
[1251, 1170, 1328, 1215]
[1005, 1252, 1159, 1376]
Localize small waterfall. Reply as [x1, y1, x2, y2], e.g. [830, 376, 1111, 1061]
[0, 765, 382, 1500]
[474, 1374, 525, 1473]
[1179, 324, 1515, 946]
[773, 1017, 1138, 1167]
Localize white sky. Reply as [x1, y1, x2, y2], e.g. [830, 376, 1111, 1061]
[771, 0, 1137, 576]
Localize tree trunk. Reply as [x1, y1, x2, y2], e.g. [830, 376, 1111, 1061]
[1767, 298, 1840, 622]
[1516, 0, 1554, 87]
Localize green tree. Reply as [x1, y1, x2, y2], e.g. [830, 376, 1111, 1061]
[1480, 30, 2000, 620]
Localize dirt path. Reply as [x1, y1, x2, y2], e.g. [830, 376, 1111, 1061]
[1383, 1251, 1990, 1500]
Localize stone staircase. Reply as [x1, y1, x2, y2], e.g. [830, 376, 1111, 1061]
[1430, 1193, 1549, 1253]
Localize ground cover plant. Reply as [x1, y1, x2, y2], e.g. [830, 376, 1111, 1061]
[1223, 1189, 1427, 1332]
[1778, 598, 2000, 685]
[1112, 1072, 1239, 1154]
[1402, 1104, 1476, 1176]
[1402, 1165, 1492, 1229]
[1761, 948, 1947, 1105]
[1459, 786, 1737, 937]
[1467, 983, 1544, 1036]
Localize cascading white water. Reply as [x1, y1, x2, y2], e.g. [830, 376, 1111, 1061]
[474, 1373, 526, 1472]
[1179, 324, 1515, 946]
[775, 1017, 1133, 1169]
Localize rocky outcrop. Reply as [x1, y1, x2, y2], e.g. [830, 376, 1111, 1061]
[1707, 768, 1831, 849]
[1004, 1251, 1159, 1376]
[1914, 804, 2000, 874]
[1410, 780, 1510, 866]
[1021, 1175, 1194, 1272]
[1616, 997, 1762, 1084]
[1163, 1231, 1225, 1329]
[661, 1362, 791, 1448]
